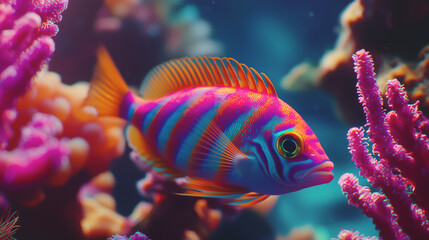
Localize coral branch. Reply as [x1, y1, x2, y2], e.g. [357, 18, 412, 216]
[0, 113, 69, 189]
[109, 231, 151, 240]
[339, 173, 403, 240]
[339, 49, 429, 239]
[352, 50, 413, 173]
[0, 0, 68, 147]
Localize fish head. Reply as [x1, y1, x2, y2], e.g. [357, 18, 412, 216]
[272, 122, 334, 190]
[242, 101, 334, 195]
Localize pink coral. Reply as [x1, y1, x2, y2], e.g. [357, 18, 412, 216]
[2, 70, 125, 206]
[339, 49, 429, 239]
[0, 1, 130, 238]
[0, 0, 71, 206]
[334, 229, 376, 240]
[0, 0, 68, 140]
[0, 113, 70, 206]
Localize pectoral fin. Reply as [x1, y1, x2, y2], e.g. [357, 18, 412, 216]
[186, 115, 249, 177]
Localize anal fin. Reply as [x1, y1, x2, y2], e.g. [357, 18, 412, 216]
[177, 177, 269, 207]
[178, 177, 247, 198]
[126, 125, 184, 178]
[228, 192, 270, 207]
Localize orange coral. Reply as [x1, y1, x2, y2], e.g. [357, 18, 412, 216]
[0, 70, 125, 207]
[377, 46, 429, 115]
[80, 171, 152, 238]
[15, 70, 125, 180]
[281, 0, 429, 124]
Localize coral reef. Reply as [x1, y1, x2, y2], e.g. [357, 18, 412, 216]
[6, 70, 126, 239]
[130, 150, 278, 240]
[0, 1, 128, 239]
[281, 0, 429, 125]
[2, 70, 126, 207]
[376, 46, 429, 118]
[333, 229, 376, 240]
[0, 0, 67, 146]
[338, 49, 429, 239]
[79, 171, 150, 239]
[0, 0, 69, 206]
[130, 152, 230, 240]
[109, 231, 151, 240]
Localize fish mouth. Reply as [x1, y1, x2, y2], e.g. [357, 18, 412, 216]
[294, 160, 334, 185]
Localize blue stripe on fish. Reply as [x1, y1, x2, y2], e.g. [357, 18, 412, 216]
[175, 105, 219, 174]
[127, 102, 140, 121]
[254, 141, 270, 177]
[142, 96, 173, 133]
[254, 119, 286, 183]
[223, 107, 257, 140]
[157, 89, 208, 153]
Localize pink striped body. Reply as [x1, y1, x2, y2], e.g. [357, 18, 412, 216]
[121, 86, 332, 194]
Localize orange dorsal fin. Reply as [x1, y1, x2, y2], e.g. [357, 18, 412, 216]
[126, 125, 184, 178]
[85, 46, 130, 117]
[140, 57, 277, 99]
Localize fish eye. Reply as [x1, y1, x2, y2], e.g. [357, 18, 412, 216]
[276, 132, 303, 159]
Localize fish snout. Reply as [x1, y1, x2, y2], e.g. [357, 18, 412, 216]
[293, 160, 334, 186]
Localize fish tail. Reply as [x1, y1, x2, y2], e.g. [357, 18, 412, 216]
[85, 46, 134, 118]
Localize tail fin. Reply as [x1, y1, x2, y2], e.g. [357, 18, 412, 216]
[85, 46, 130, 117]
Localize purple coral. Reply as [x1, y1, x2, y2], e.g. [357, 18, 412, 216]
[108, 231, 151, 240]
[0, 113, 69, 190]
[0, 0, 70, 207]
[339, 49, 429, 239]
[0, 0, 67, 146]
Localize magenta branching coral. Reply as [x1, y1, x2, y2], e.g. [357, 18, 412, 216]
[339, 49, 429, 239]
[0, 0, 69, 207]
[0, 113, 69, 195]
[0, 0, 67, 147]
[108, 231, 151, 240]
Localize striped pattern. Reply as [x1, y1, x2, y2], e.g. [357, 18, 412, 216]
[87, 47, 333, 206]
[126, 84, 332, 194]
[129, 84, 300, 184]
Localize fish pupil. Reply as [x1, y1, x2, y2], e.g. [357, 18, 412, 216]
[276, 132, 303, 159]
[282, 138, 297, 154]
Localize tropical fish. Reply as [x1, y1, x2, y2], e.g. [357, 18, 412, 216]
[85, 47, 334, 207]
